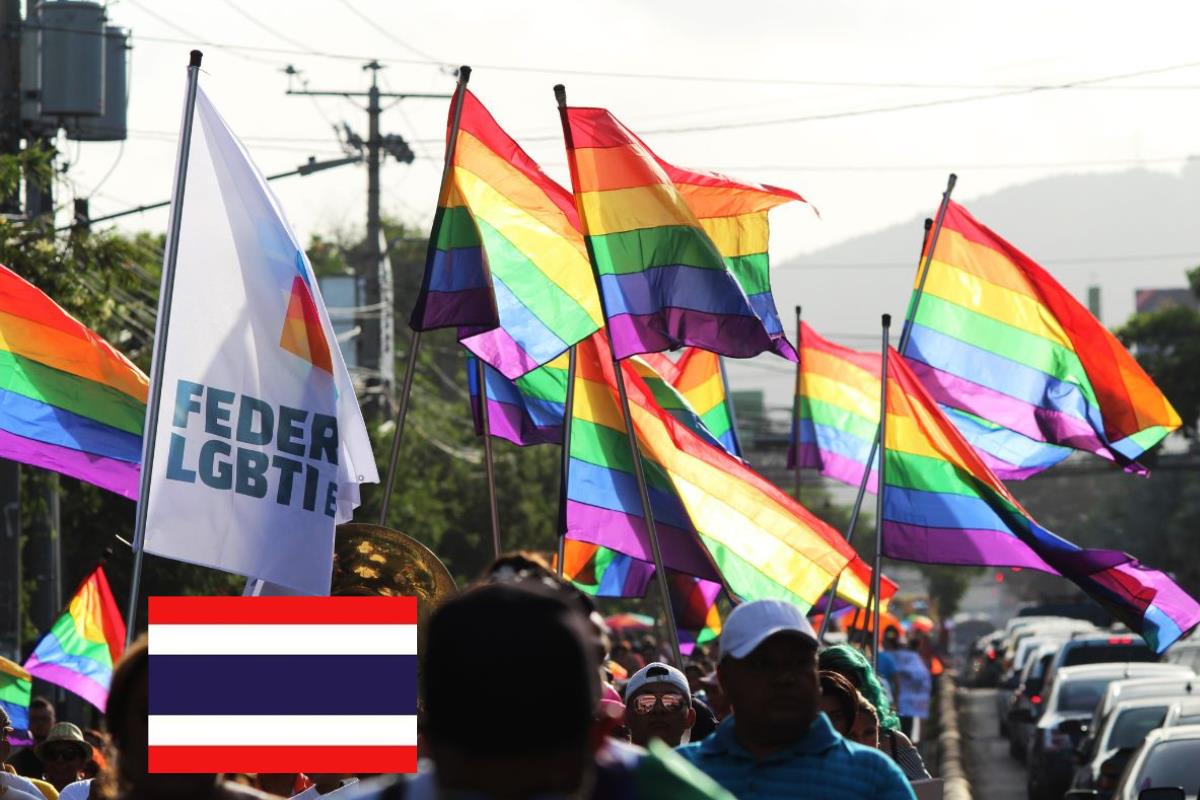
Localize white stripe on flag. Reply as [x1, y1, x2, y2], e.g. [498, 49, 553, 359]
[148, 715, 418, 746]
[148, 624, 417, 655]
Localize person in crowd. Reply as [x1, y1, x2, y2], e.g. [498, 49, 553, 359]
[1, 707, 58, 800]
[623, 662, 696, 747]
[697, 671, 730, 721]
[684, 662, 707, 695]
[80, 731, 109, 781]
[850, 696, 880, 749]
[818, 670, 860, 737]
[675, 600, 915, 799]
[37, 724, 91, 792]
[102, 635, 275, 800]
[613, 641, 645, 675]
[289, 774, 358, 797]
[688, 696, 719, 743]
[9, 697, 55, 779]
[890, 640, 932, 742]
[345, 581, 733, 799]
[818, 644, 930, 781]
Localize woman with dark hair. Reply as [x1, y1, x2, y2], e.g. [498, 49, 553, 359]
[818, 670, 859, 736]
[819, 645, 930, 781]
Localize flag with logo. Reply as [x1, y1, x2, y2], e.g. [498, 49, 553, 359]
[140, 84, 377, 594]
[147, 596, 417, 773]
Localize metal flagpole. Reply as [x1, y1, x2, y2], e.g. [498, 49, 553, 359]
[815, 178, 955, 645]
[378, 65, 472, 526]
[475, 359, 502, 559]
[555, 84, 683, 667]
[793, 304, 803, 503]
[556, 344, 578, 578]
[126, 50, 204, 646]
[871, 314, 891, 670]
[900, 174, 957, 354]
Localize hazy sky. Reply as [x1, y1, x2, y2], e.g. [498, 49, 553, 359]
[57, 1, 1200, 405]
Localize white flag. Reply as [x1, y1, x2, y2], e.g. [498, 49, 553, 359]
[143, 85, 378, 594]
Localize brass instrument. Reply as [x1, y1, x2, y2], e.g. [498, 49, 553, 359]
[331, 523, 457, 625]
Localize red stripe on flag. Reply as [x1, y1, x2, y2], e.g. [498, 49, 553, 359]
[147, 596, 418, 625]
[149, 745, 418, 774]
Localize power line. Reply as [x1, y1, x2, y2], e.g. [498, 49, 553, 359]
[123, 0, 279, 66]
[334, 0, 444, 64]
[218, 0, 320, 54]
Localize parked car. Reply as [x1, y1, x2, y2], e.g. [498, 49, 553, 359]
[998, 633, 1075, 736]
[1109, 724, 1200, 800]
[1162, 697, 1200, 729]
[1071, 697, 1173, 798]
[1008, 644, 1062, 760]
[1162, 639, 1200, 673]
[1040, 632, 1161, 695]
[1025, 663, 1183, 800]
[1089, 673, 1200, 740]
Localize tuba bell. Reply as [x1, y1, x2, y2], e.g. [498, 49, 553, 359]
[331, 523, 457, 625]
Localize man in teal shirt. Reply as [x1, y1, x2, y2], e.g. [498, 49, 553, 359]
[676, 600, 916, 800]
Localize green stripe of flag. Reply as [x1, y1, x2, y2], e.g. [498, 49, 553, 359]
[725, 252, 771, 295]
[0, 349, 145, 434]
[914, 294, 1099, 409]
[588, 225, 726, 277]
[434, 205, 482, 249]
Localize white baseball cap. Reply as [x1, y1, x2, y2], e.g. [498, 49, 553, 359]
[720, 599, 818, 659]
[625, 662, 691, 699]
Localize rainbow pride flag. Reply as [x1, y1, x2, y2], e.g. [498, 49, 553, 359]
[788, 321, 880, 488]
[559, 539, 722, 656]
[280, 254, 333, 373]
[904, 201, 1181, 477]
[641, 349, 741, 457]
[0, 656, 31, 731]
[664, 163, 807, 360]
[24, 565, 126, 710]
[561, 106, 794, 362]
[0, 265, 147, 498]
[789, 323, 1199, 651]
[467, 349, 732, 455]
[573, 333, 875, 610]
[467, 352, 569, 447]
[412, 89, 603, 379]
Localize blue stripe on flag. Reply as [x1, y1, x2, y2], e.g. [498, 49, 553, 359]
[149, 655, 417, 715]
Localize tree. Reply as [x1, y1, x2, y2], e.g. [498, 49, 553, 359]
[1116, 266, 1200, 439]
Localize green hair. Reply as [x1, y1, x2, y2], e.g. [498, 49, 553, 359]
[818, 644, 901, 731]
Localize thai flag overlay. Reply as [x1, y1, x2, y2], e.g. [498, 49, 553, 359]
[147, 596, 417, 773]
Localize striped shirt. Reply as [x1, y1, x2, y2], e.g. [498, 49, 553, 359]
[675, 714, 917, 800]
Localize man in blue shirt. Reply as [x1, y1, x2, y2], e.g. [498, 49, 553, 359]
[675, 600, 916, 800]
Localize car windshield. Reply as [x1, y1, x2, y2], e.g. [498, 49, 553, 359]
[1132, 739, 1200, 799]
[1106, 706, 1168, 751]
[1064, 643, 1156, 666]
[1059, 677, 1116, 712]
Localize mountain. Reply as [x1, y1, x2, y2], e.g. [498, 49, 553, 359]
[725, 158, 1200, 411]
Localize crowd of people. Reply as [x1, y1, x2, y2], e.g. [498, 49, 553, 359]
[0, 552, 946, 799]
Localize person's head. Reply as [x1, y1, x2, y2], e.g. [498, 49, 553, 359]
[28, 696, 54, 741]
[818, 643, 901, 731]
[622, 662, 695, 747]
[851, 696, 880, 749]
[883, 627, 901, 651]
[106, 635, 220, 799]
[716, 599, 820, 747]
[818, 670, 859, 736]
[37, 722, 92, 790]
[424, 581, 600, 799]
[81, 728, 110, 779]
[684, 662, 706, 694]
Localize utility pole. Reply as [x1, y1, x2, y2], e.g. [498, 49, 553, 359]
[286, 64, 448, 417]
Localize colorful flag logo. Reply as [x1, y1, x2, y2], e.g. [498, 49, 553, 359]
[147, 596, 417, 773]
[279, 253, 333, 374]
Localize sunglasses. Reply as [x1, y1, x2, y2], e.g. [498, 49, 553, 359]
[632, 692, 686, 715]
[42, 747, 84, 763]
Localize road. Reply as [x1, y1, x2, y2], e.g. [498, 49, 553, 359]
[959, 688, 1027, 800]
